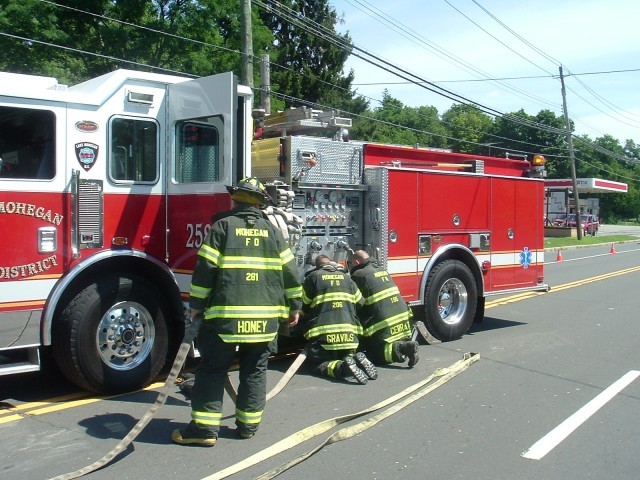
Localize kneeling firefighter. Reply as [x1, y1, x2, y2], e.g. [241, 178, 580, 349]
[301, 255, 378, 385]
[350, 250, 419, 367]
[172, 177, 302, 446]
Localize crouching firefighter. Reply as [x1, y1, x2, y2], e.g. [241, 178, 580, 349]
[172, 177, 302, 447]
[301, 255, 378, 385]
[350, 250, 419, 367]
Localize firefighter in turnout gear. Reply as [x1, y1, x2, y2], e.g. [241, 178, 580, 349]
[350, 250, 419, 367]
[301, 255, 378, 384]
[172, 177, 303, 447]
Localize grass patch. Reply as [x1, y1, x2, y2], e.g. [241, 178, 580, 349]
[544, 235, 638, 249]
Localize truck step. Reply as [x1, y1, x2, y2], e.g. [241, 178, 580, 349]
[0, 347, 41, 376]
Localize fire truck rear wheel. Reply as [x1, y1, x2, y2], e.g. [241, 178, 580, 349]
[424, 259, 477, 341]
[53, 274, 170, 394]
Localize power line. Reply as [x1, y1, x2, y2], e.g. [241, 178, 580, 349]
[341, 0, 560, 111]
[257, 0, 638, 165]
[39, 0, 635, 154]
[469, 1, 640, 133]
[261, 58, 572, 156]
[0, 32, 195, 77]
[36, 0, 571, 155]
[470, 0, 561, 67]
[38, 0, 243, 57]
[352, 67, 640, 85]
[568, 70, 640, 123]
[10, 0, 639, 167]
[443, 0, 556, 77]
[255, 0, 570, 136]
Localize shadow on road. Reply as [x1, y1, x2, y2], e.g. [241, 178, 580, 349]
[468, 316, 528, 334]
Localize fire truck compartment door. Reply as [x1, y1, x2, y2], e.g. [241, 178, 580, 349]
[165, 73, 237, 273]
[167, 72, 237, 190]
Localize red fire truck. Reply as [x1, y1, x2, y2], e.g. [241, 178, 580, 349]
[0, 69, 548, 393]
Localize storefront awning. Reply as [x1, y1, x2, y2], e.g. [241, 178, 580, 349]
[545, 178, 628, 194]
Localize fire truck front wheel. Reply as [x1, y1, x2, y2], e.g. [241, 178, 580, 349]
[53, 274, 170, 394]
[424, 260, 478, 341]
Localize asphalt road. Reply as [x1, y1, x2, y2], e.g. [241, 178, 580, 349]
[3, 241, 640, 480]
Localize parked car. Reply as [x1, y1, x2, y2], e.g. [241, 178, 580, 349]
[565, 213, 600, 235]
[552, 216, 568, 227]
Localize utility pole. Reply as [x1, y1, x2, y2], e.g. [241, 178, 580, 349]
[241, 0, 253, 87]
[559, 66, 582, 240]
[260, 54, 271, 115]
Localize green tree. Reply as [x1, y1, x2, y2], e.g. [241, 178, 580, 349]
[441, 103, 493, 154]
[487, 109, 537, 155]
[256, 0, 360, 112]
[623, 139, 640, 162]
[530, 110, 567, 155]
[0, 0, 85, 81]
[0, 0, 273, 84]
[352, 90, 447, 147]
[580, 134, 640, 222]
[488, 108, 573, 177]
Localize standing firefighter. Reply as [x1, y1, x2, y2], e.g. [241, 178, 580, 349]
[172, 177, 302, 446]
[301, 255, 377, 384]
[350, 250, 419, 367]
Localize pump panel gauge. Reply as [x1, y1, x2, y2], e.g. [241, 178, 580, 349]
[329, 190, 343, 203]
[314, 190, 329, 203]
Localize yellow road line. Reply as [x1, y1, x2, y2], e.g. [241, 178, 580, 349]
[486, 265, 640, 309]
[0, 380, 166, 425]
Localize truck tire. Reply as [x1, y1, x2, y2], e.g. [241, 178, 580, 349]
[53, 274, 169, 393]
[424, 260, 477, 341]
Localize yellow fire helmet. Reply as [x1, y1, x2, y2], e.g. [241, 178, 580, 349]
[226, 177, 271, 206]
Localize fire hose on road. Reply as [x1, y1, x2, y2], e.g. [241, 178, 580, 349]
[48, 313, 471, 480]
[48, 314, 308, 480]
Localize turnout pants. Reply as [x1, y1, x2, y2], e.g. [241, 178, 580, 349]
[187, 322, 275, 437]
[360, 335, 408, 365]
[307, 339, 355, 379]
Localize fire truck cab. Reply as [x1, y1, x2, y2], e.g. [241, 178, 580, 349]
[0, 69, 548, 393]
[0, 69, 252, 392]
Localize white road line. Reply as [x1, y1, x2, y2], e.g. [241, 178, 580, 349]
[522, 370, 640, 460]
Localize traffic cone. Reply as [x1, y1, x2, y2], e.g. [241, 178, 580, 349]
[556, 249, 563, 262]
[610, 243, 616, 254]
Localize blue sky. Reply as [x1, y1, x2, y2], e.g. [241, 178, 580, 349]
[329, 0, 640, 145]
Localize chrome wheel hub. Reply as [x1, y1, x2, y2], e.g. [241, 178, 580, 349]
[97, 301, 155, 370]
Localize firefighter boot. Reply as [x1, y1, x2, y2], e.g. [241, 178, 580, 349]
[341, 356, 368, 385]
[171, 428, 217, 447]
[236, 429, 255, 439]
[354, 352, 378, 380]
[400, 341, 420, 367]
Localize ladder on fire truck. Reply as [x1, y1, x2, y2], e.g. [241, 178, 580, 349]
[255, 106, 352, 138]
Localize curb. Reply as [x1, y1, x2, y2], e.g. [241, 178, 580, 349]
[543, 237, 640, 252]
